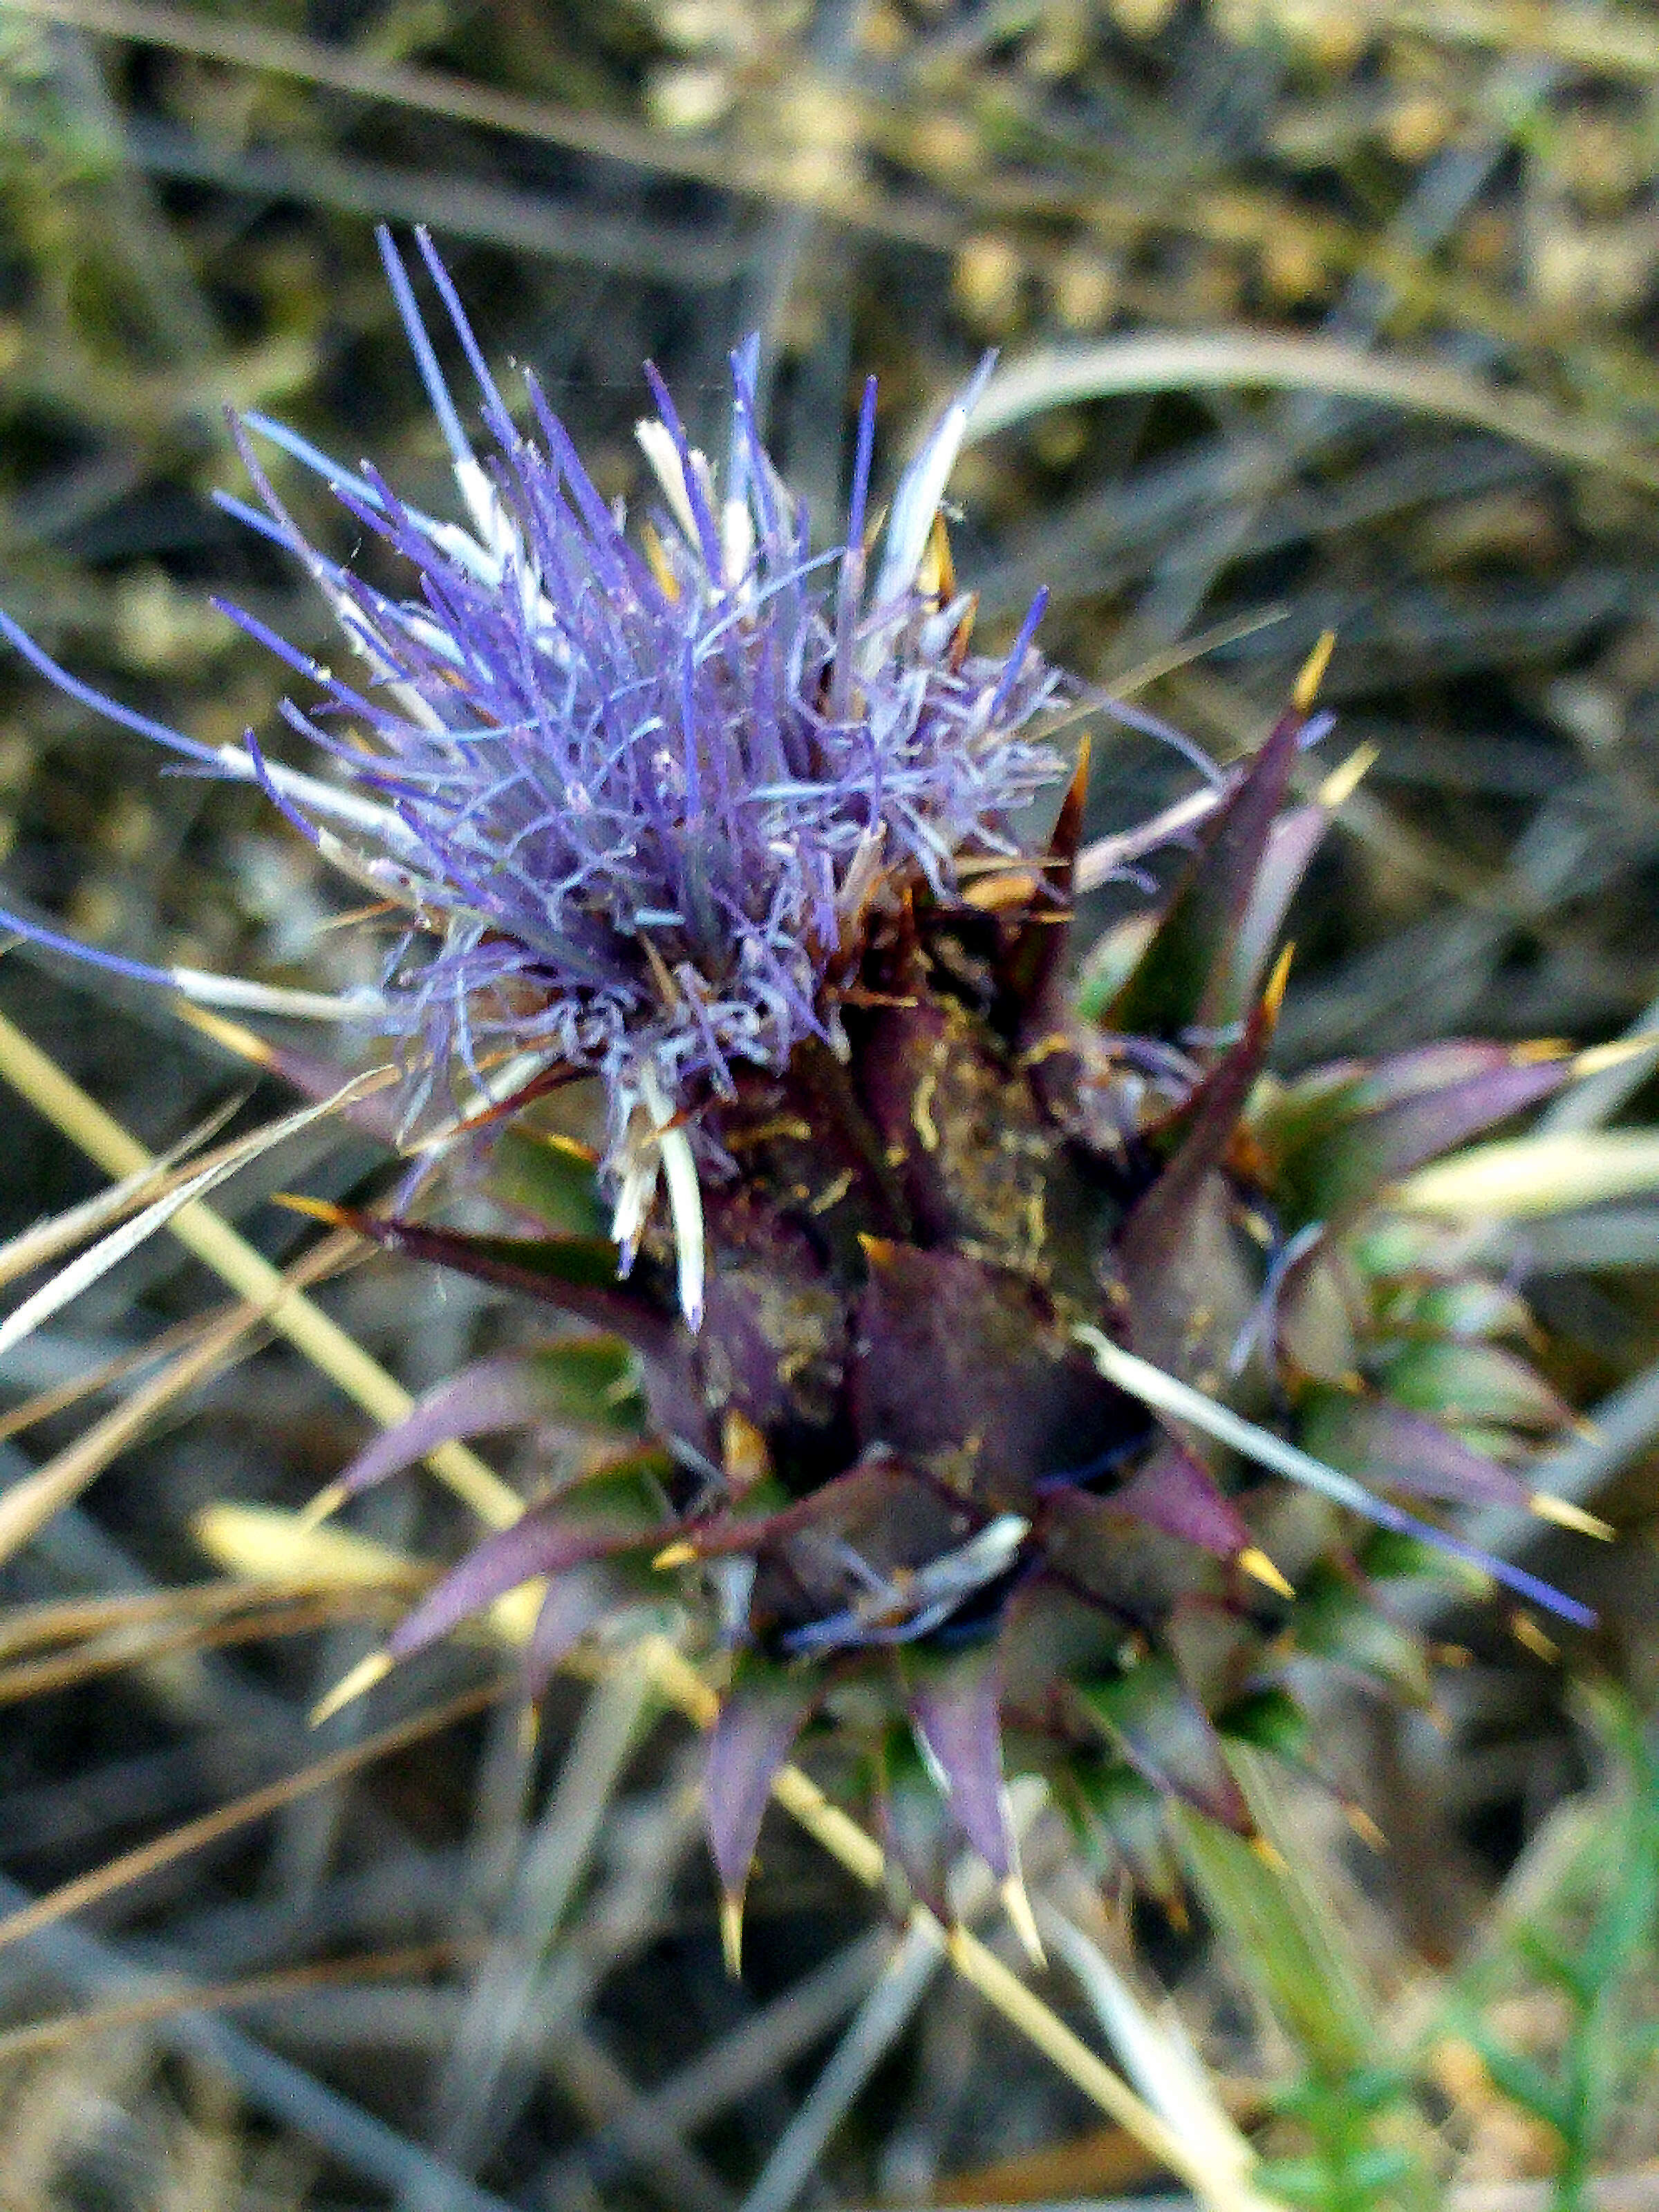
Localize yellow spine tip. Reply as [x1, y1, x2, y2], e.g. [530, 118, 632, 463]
[1315, 742, 1378, 808]
[1344, 1804, 1388, 1852]
[1262, 944, 1295, 1023]
[1239, 1546, 1295, 1600]
[652, 1540, 699, 1571]
[1291, 628, 1336, 712]
[270, 1190, 346, 1224]
[1249, 1834, 1288, 1873]
[720, 1891, 746, 1978]
[1510, 1612, 1559, 1663]
[309, 1649, 392, 1727]
[641, 521, 682, 603]
[1000, 1876, 1047, 1969]
[1530, 1492, 1614, 1540]
[1571, 1036, 1659, 1078]
[174, 1002, 279, 1066]
[296, 1481, 349, 1533]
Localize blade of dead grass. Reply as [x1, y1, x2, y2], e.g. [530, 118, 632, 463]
[0, 1939, 467, 2065]
[970, 332, 1659, 495]
[0, 1585, 415, 1707]
[0, 1678, 500, 1960]
[0, 1071, 393, 1365]
[0, 1091, 243, 1294]
[0, 1009, 1283, 2209]
[0, 1006, 518, 1530]
[0, 1551, 422, 1667]
[0, 1228, 358, 1566]
[1398, 1130, 1659, 1219]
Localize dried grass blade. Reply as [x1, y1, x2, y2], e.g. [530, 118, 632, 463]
[971, 332, 1659, 494]
[1398, 1130, 1659, 1219]
[0, 1007, 518, 1530]
[0, 1586, 415, 1707]
[0, 1678, 500, 1960]
[0, 1939, 466, 2065]
[0, 1091, 243, 1294]
[0, 1069, 393, 1365]
[0, 1562, 414, 1665]
[0, 1230, 357, 1568]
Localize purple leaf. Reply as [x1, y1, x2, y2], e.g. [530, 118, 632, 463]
[337, 1353, 570, 1499]
[1103, 1443, 1255, 1559]
[1072, 1658, 1250, 1831]
[523, 1571, 614, 1698]
[1105, 706, 1301, 1042]
[1116, 983, 1280, 1374]
[877, 1725, 957, 1920]
[316, 1205, 673, 1353]
[1218, 800, 1331, 1027]
[1315, 1054, 1571, 1217]
[1264, 1044, 1576, 1224]
[1298, 1387, 1534, 1510]
[388, 1507, 653, 1660]
[1121, 986, 1277, 1282]
[704, 1671, 816, 1905]
[907, 1650, 1015, 1879]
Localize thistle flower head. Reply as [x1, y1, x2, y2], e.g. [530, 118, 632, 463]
[0, 239, 1611, 1957]
[227, 232, 1061, 1145]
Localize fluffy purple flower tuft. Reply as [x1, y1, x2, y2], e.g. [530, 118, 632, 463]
[232, 232, 1062, 1137]
[2, 229, 1064, 1173]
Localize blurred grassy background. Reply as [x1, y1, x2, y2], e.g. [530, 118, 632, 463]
[1, 1, 1659, 2206]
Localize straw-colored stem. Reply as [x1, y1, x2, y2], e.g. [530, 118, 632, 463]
[0, 1005, 518, 1530]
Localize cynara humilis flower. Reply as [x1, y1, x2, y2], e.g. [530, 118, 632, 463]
[1, 229, 1615, 1967]
[1, 227, 1065, 1325]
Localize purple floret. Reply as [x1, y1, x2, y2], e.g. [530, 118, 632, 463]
[221, 229, 1064, 1143]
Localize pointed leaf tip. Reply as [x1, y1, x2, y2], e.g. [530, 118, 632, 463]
[909, 1656, 1018, 1882]
[310, 1649, 392, 1726]
[297, 1479, 348, 1532]
[1316, 744, 1376, 809]
[1292, 629, 1335, 712]
[1263, 941, 1294, 1022]
[1000, 1875, 1047, 1968]
[704, 1675, 814, 1918]
[1239, 1546, 1295, 1600]
[720, 1890, 746, 1978]
[1530, 1493, 1614, 1540]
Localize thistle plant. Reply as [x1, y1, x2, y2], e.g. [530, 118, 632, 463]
[0, 229, 1617, 1974]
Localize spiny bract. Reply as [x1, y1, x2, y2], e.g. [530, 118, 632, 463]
[1, 230, 1606, 1964]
